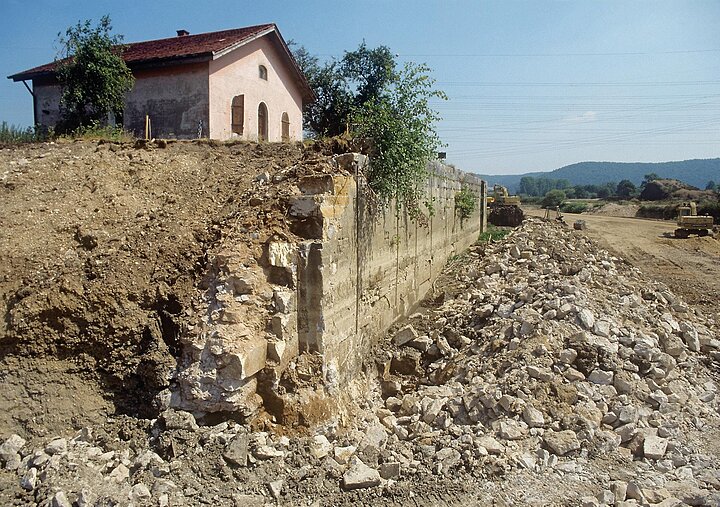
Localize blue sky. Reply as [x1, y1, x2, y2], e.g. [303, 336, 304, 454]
[1, 0, 718, 174]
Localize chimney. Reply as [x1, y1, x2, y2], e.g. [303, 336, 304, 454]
[176, 30, 189, 37]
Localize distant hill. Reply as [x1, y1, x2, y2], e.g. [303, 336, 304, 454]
[476, 159, 720, 193]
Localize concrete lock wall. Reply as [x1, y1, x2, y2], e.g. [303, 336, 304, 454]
[173, 153, 486, 418]
[289, 154, 486, 381]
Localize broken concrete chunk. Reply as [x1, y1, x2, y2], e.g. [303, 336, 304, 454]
[577, 308, 595, 330]
[342, 461, 381, 490]
[223, 434, 249, 466]
[161, 409, 199, 431]
[393, 324, 419, 346]
[0, 434, 26, 465]
[309, 435, 333, 459]
[523, 405, 545, 428]
[643, 435, 668, 460]
[544, 430, 581, 456]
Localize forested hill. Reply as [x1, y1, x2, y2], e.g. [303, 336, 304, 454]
[476, 158, 720, 193]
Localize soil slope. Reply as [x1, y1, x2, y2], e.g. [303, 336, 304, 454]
[0, 139, 320, 426]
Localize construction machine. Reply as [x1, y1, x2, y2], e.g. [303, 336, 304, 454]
[488, 185, 524, 227]
[674, 202, 713, 238]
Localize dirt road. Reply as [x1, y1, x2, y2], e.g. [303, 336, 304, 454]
[527, 208, 720, 317]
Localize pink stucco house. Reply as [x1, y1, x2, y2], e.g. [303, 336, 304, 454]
[8, 24, 313, 141]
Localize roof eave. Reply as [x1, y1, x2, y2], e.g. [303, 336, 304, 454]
[211, 26, 276, 60]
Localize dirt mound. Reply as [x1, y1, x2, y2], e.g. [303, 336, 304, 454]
[586, 202, 640, 217]
[640, 179, 704, 201]
[0, 139, 331, 426]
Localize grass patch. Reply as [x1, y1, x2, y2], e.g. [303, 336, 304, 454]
[479, 225, 510, 242]
[69, 122, 134, 142]
[0, 122, 48, 144]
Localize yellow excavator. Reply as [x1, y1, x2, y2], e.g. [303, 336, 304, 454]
[488, 185, 523, 226]
[675, 202, 713, 238]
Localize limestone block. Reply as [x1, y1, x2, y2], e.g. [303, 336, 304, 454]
[268, 242, 296, 268]
[544, 430, 581, 456]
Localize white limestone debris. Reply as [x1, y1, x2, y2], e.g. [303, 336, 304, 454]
[4, 219, 719, 505]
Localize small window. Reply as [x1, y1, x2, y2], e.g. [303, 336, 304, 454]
[231, 95, 244, 135]
[258, 65, 268, 80]
[281, 112, 290, 142]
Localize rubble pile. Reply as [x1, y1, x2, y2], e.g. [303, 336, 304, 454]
[377, 218, 720, 505]
[1, 218, 719, 506]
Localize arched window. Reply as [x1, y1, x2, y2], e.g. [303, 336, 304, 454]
[231, 95, 244, 135]
[258, 102, 268, 142]
[258, 65, 268, 80]
[281, 112, 290, 142]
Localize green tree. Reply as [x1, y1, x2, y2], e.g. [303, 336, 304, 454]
[293, 42, 400, 137]
[616, 179, 637, 198]
[541, 189, 566, 209]
[518, 176, 538, 196]
[706, 180, 717, 191]
[350, 62, 445, 211]
[341, 42, 397, 108]
[56, 15, 134, 131]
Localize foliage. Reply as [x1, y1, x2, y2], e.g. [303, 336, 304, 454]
[454, 185, 478, 220]
[540, 189, 566, 209]
[559, 201, 588, 214]
[0, 122, 49, 144]
[341, 42, 397, 108]
[616, 179, 637, 198]
[350, 62, 446, 213]
[292, 45, 352, 137]
[68, 120, 134, 142]
[56, 15, 134, 132]
[478, 225, 510, 242]
[518, 176, 571, 196]
[293, 42, 398, 137]
[706, 180, 717, 191]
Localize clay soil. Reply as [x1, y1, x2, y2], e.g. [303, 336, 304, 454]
[0, 139, 333, 444]
[526, 208, 720, 319]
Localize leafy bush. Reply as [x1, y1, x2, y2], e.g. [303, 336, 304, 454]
[559, 202, 588, 214]
[541, 189, 566, 209]
[56, 15, 134, 132]
[455, 186, 477, 220]
[351, 62, 445, 215]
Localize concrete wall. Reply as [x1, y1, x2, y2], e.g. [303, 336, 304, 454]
[289, 156, 486, 380]
[173, 154, 486, 419]
[124, 62, 210, 139]
[208, 37, 304, 142]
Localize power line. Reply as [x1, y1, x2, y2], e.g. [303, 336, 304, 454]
[399, 48, 720, 58]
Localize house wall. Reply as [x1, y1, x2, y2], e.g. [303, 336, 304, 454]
[208, 37, 304, 142]
[32, 78, 62, 130]
[123, 62, 210, 139]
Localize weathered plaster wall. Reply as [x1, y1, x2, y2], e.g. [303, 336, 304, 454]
[32, 78, 62, 130]
[123, 62, 210, 139]
[208, 37, 303, 142]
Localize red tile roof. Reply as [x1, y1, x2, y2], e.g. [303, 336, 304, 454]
[8, 23, 312, 100]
